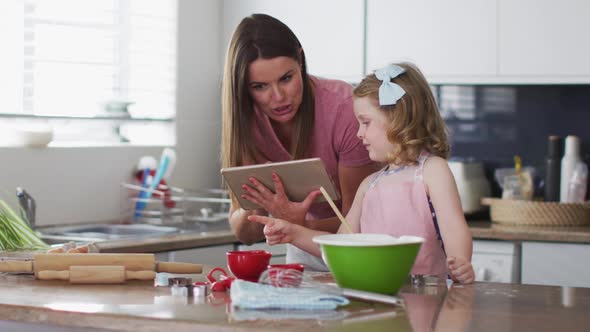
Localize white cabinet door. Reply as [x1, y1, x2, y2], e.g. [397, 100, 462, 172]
[366, 0, 497, 83]
[522, 242, 590, 287]
[168, 244, 235, 268]
[499, 0, 590, 81]
[238, 242, 287, 265]
[154, 252, 170, 262]
[222, 0, 365, 81]
[472, 240, 520, 283]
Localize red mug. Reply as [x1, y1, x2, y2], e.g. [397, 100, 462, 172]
[267, 263, 305, 287]
[226, 250, 272, 282]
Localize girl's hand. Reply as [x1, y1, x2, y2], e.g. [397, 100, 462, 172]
[447, 256, 475, 284]
[241, 173, 321, 226]
[248, 215, 296, 245]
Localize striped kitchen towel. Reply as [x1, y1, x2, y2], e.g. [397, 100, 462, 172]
[230, 307, 348, 321]
[230, 280, 349, 310]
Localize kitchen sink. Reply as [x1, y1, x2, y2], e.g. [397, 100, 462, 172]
[38, 223, 182, 242]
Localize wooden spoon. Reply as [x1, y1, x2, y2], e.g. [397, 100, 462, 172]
[320, 186, 353, 233]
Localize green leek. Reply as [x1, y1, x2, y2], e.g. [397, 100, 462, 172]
[0, 199, 48, 251]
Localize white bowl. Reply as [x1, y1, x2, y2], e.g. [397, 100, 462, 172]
[3, 124, 54, 147]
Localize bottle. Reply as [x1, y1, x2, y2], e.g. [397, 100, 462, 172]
[567, 162, 588, 203]
[560, 135, 581, 202]
[544, 136, 562, 202]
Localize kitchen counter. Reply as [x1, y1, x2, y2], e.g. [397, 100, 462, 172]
[468, 220, 590, 244]
[95, 228, 238, 253]
[1, 268, 589, 331]
[87, 220, 590, 255]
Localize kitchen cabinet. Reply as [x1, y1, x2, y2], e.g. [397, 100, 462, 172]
[367, 0, 590, 84]
[471, 240, 520, 283]
[366, 0, 497, 84]
[498, 0, 590, 82]
[223, 0, 590, 84]
[522, 241, 590, 288]
[222, 0, 365, 82]
[237, 242, 287, 265]
[164, 244, 235, 267]
[159, 242, 285, 272]
[154, 252, 169, 262]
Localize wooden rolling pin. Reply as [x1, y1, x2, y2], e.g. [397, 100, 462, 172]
[38, 266, 156, 284]
[0, 253, 202, 277]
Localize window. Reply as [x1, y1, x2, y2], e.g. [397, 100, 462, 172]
[0, 0, 177, 145]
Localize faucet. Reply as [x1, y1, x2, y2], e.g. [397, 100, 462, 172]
[16, 187, 36, 230]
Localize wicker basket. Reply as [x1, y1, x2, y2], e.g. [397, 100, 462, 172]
[481, 197, 590, 226]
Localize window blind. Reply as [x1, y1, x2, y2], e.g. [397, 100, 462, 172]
[1, 0, 177, 120]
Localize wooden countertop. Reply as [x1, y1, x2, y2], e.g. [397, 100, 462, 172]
[1, 267, 589, 331]
[468, 220, 590, 243]
[95, 228, 238, 253]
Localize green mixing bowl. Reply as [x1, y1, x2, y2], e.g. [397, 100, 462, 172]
[313, 233, 424, 295]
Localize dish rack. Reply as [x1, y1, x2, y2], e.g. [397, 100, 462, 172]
[120, 183, 231, 225]
[481, 197, 590, 226]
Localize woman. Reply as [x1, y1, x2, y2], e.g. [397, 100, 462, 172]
[221, 14, 376, 270]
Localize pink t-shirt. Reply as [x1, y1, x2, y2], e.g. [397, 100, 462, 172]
[252, 76, 372, 219]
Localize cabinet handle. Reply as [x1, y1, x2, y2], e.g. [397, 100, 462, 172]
[476, 267, 488, 281]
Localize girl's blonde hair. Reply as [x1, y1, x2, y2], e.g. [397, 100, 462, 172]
[353, 62, 450, 165]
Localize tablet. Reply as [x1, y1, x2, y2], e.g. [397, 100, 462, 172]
[220, 158, 340, 210]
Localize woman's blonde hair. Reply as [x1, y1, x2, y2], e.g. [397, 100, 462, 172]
[221, 14, 315, 171]
[353, 62, 450, 165]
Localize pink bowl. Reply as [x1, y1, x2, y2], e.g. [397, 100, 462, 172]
[226, 250, 272, 282]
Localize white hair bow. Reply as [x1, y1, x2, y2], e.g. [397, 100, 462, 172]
[375, 64, 406, 106]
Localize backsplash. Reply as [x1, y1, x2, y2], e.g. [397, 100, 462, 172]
[435, 84, 590, 196]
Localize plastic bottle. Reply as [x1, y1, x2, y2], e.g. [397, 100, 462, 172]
[544, 136, 562, 202]
[560, 135, 581, 202]
[567, 162, 588, 203]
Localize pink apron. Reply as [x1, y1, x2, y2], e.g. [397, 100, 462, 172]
[360, 152, 447, 277]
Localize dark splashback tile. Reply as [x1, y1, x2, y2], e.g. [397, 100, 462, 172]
[435, 84, 590, 196]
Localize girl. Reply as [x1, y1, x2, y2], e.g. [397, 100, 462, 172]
[249, 63, 475, 283]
